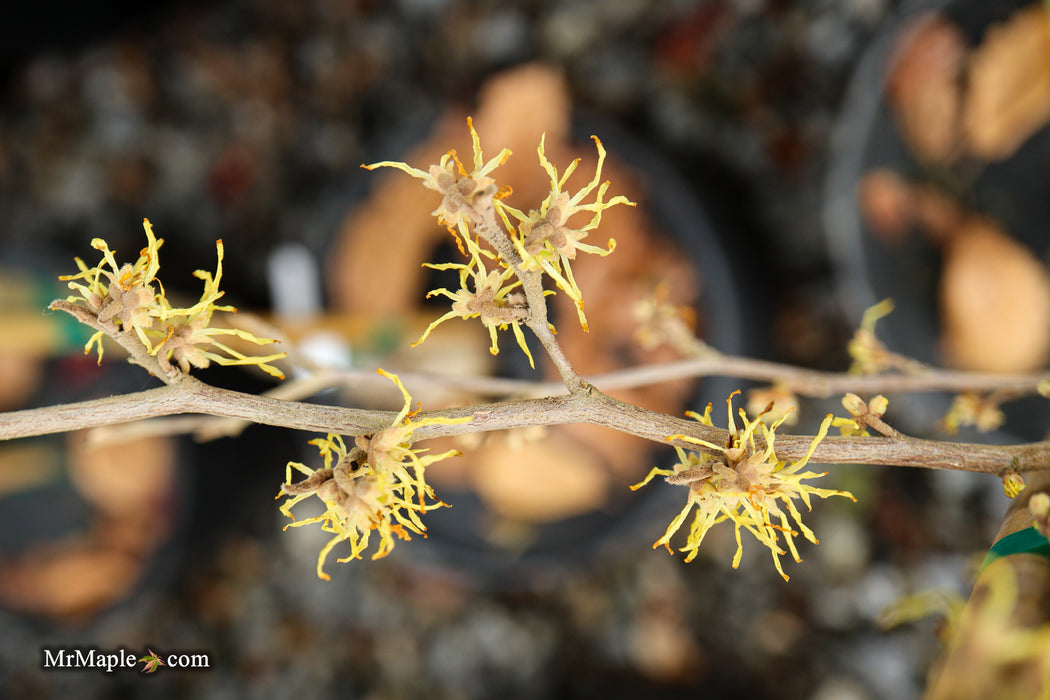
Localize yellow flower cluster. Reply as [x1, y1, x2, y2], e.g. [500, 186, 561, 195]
[415, 246, 535, 366]
[59, 219, 165, 360]
[278, 370, 469, 580]
[498, 133, 632, 331]
[633, 391, 855, 581]
[363, 117, 511, 254]
[58, 219, 286, 378]
[364, 118, 632, 360]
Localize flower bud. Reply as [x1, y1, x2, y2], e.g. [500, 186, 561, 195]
[1001, 470, 1026, 499]
[842, 393, 867, 415]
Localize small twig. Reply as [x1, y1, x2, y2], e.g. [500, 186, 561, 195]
[269, 351, 1050, 399]
[696, 355, 1050, 398]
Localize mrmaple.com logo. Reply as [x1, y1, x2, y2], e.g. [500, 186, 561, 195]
[42, 647, 210, 674]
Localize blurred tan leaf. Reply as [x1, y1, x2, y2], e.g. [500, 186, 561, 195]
[963, 4, 1050, 160]
[940, 219, 1050, 372]
[471, 433, 609, 522]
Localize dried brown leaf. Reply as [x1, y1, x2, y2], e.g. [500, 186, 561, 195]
[963, 5, 1050, 160]
[940, 219, 1050, 372]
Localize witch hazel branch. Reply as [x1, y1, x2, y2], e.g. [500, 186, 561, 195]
[3, 119, 1049, 585]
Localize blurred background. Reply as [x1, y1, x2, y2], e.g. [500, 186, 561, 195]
[1, 0, 1047, 697]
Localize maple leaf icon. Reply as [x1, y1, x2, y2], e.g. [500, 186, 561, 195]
[138, 649, 165, 674]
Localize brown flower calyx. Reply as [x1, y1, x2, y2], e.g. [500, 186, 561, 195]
[96, 282, 155, 329]
[281, 446, 368, 499]
[522, 200, 573, 257]
[451, 272, 529, 325]
[665, 459, 719, 487]
[432, 167, 496, 222]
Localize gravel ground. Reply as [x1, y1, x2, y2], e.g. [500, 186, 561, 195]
[0, 1, 1016, 698]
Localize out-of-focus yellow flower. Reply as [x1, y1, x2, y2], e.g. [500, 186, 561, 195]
[278, 370, 470, 580]
[924, 561, 1050, 699]
[633, 392, 855, 581]
[878, 588, 966, 643]
[57, 219, 286, 378]
[942, 392, 1005, 434]
[414, 245, 536, 367]
[363, 116, 510, 254]
[631, 283, 711, 358]
[747, 384, 800, 426]
[1030, 493, 1050, 538]
[883, 559, 1050, 698]
[499, 134, 633, 331]
[846, 300, 928, 376]
[847, 299, 895, 374]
